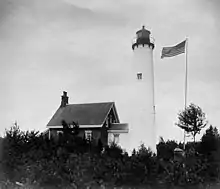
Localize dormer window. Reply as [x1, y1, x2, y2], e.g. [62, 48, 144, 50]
[109, 114, 114, 124]
[137, 73, 142, 80]
[106, 117, 109, 127]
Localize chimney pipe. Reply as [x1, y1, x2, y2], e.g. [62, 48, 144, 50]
[60, 91, 69, 107]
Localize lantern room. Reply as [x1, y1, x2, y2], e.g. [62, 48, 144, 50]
[132, 26, 155, 50]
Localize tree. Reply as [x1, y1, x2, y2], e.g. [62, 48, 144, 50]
[156, 138, 178, 161]
[0, 136, 3, 162]
[199, 126, 220, 181]
[61, 120, 79, 138]
[200, 125, 219, 155]
[176, 103, 207, 143]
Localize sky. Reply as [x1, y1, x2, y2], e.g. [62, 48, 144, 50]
[1, 0, 220, 146]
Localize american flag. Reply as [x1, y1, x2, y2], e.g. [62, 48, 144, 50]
[161, 40, 186, 59]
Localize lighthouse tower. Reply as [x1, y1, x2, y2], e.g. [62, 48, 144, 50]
[130, 26, 156, 152]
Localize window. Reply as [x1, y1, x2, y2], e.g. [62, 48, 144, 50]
[137, 32, 142, 38]
[106, 117, 109, 127]
[57, 130, 63, 136]
[137, 73, 142, 80]
[85, 130, 92, 141]
[109, 114, 113, 124]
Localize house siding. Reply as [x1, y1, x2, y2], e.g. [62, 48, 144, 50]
[101, 123, 108, 146]
[47, 106, 119, 146]
[49, 127, 108, 146]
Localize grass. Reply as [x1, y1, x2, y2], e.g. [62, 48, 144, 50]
[0, 180, 219, 189]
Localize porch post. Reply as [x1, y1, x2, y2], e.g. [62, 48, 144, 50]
[113, 133, 120, 144]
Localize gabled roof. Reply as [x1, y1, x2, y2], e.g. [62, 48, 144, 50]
[47, 102, 119, 127]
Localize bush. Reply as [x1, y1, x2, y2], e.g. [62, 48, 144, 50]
[1, 124, 220, 188]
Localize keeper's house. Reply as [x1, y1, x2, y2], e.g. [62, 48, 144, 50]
[46, 91, 129, 146]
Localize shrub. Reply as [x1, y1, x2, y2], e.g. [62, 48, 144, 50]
[1, 124, 220, 188]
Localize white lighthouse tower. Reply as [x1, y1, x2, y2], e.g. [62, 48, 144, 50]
[130, 26, 156, 152]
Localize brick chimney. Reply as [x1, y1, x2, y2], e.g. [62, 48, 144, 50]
[60, 91, 69, 107]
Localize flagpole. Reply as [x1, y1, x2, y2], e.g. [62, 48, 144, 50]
[153, 55, 156, 153]
[183, 37, 188, 151]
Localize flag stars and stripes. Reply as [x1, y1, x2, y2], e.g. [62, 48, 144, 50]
[161, 40, 186, 59]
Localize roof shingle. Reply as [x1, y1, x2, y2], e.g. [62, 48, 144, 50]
[47, 102, 117, 127]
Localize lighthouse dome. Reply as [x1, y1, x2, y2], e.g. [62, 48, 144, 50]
[136, 25, 151, 38]
[132, 25, 155, 50]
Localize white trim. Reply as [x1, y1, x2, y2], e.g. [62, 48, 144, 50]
[80, 125, 102, 128]
[47, 126, 63, 129]
[101, 103, 114, 126]
[112, 103, 120, 123]
[57, 130, 63, 135]
[107, 130, 129, 133]
[101, 103, 120, 126]
[49, 129, 51, 140]
[110, 123, 128, 127]
[46, 124, 102, 129]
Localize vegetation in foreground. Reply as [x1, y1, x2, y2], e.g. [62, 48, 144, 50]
[0, 103, 219, 188]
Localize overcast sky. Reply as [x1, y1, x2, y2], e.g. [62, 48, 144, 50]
[1, 0, 220, 145]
